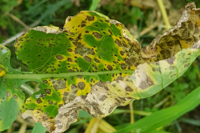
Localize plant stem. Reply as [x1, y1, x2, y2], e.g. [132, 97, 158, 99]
[98, 119, 116, 132]
[20, 83, 35, 96]
[129, 102, 134, 133]
[4, 70, 134, 80]
[18, 123, 27, 133]
[6, 13, 30, 30]
[85, 118, 100, 133]
[157, 0, 171, 29]
[129, 102, 134, 124]
[2, 19, 41, 45]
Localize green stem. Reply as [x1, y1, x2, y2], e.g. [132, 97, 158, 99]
[20, 83, 35, 95]
[157, 0, 171, 29]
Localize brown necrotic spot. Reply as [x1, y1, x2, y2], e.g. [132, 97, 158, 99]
[13, 95, 18, 99]
[139, 75, 154, 90]
[55, 120, 61, 124]
[115, 39, 122, 47]
[67, 58, 73, 62]
[56, 55, 64, 60]
[81, 23, 86, 27]
[77, 75, 82, 79]
[84, 56, 91, 62]
[37, 98, 42, 104]
[108, 29, 113, 35]
[69, 95, 76, 101]
[52, 79, 66, 90]
[188, 21, 194, 31]
[125, 86, 133, 92]
[99, 95, 107, 101]
[48, 100, 53, 104]
[81, 95, 87, 99]
[71, 84, 77, 90]
[93, 32, 102, 39]
[7, 91, 11, 98]
[87, 48, 95, 55]
[68, 17, 71, 21]
[67, 48, 72, 52]
[91, 102, 104, 115]
[108, 106, 115, 114]
[78, 82, 85, 90]
[184, 63, 190, 68]
[107, 65, 113, 70]
[94, 58, 100, 63]
[59, 104, 63, 107]
[57, 125, 63, 129]
[75, 44, 85, 56]
[159, 49, 170, 59]
[45, 89, 51, 94]
[42, 116, 48, 121]
[166, 56, 175, 64]
[105, 20, 109, 23]
[182, 29, 189, 39]
[64, 92, 69, 96]
[116, 76, 123, 81]
[93, 65, 98, 70]
[87, 15, 95, 21]
[120, 63, 127, 69]
[120, 51, 125, 56]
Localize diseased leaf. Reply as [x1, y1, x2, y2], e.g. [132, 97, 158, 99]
[0, 45, 25, 131]
[0, 2, 200, 133]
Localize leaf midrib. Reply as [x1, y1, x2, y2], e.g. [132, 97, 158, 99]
[4, 70, 134, 81]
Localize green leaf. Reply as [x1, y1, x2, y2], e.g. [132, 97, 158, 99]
[0, 45, 25, 131]
[115, 86, 200, 133]
[78, 110, 92, 118]
[32, 123, 47, 133]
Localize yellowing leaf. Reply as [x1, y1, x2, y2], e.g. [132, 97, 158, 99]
[0, 2, 200, 133]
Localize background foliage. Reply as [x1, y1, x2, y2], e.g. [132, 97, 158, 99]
[0, 0, 200, 133]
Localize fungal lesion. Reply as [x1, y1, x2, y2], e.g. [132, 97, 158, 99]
[50, 79, 66, 90]
[140, 2, 200, 60]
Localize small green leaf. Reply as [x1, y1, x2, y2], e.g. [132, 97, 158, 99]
[0, 45, 25, 131]
[32, 123, 47, 133]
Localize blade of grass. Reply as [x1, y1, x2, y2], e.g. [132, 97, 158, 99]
[115, 86, 200, 133]
[89, 0, 100, 11]
[129, 102, 134, 124]
[179, 117, 200, 126]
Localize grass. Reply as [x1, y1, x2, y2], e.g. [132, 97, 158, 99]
[0, 0, 200, 133]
